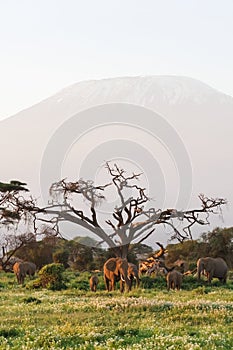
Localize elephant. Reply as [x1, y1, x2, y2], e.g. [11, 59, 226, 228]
[13, 261, 36, 284]
[197, 257, 228, 284]
[89, 275, 99, 292]
[103, 257, 131, 292]
[166, 270, 183, 291]
[128, 263, 140, 289]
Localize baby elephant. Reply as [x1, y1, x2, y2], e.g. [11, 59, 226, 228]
[89, 275, 99, 292]
[166, 270, 183, 291]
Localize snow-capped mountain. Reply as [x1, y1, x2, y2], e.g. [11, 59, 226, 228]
[1, 75, 232, 241]
[54, 75, 232, 107]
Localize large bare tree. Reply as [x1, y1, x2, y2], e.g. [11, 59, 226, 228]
[34, 162, 226, 258]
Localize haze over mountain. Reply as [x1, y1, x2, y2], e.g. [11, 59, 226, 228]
[1, 75, 232, 243]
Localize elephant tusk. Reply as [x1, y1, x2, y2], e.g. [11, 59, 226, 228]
[121, 275, 125, 282]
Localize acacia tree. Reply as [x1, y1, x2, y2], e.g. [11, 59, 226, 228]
[0, 180, 30, 225]
[0, 180, 43, 269]
[35, 162, 226, 258]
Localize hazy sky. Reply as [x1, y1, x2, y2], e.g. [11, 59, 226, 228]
[0, 0, 233, 120]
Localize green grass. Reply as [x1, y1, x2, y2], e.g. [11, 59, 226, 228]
[0, 271, 232, 349]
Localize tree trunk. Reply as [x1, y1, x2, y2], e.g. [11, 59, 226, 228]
[112, 244, 129, 259]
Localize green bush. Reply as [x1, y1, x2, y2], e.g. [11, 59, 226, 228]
[32, 263, 66, 290]
[192, 286, 210, 295]
[53, 249, 70, 267]
[74, 280, 90, 290]
[67, 271, 105, 291]
[181, 275, 202, 290]
[23, 296, 41, 304]
[140, 276, 166, 289]
[0, 328, 21, 338]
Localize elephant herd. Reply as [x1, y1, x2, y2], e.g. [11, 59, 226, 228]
[90, 256, 229, 292]
[89, 258, 140, 293]
[10, 256, 229, 292]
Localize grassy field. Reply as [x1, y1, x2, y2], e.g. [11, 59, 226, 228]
[0, 271, 232, 349]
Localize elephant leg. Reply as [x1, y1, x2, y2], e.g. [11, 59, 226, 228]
[21, 274, 25, 284]
[219, 276, 227, 284]
[104, 276, 110, 291]
[110, 279, 115, 291]
[207, 272, 212, 284]
[120, 280, 124, 293]
[128, 279, 132, 291]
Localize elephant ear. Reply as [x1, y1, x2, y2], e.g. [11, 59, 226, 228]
[105, 259, 117, 271]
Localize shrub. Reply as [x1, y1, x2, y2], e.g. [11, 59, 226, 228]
[192, 286, 209, 295]
[0, 328, 21, 338]
[23, 296, 41, 304]
[53, 249, 70, 267]
[74, 280, 90, 291]
[182, 275, 201, 290]
[140, 276, 166, 289]
[32, 263, 66, 290]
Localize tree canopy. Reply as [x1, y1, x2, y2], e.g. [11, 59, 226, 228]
[35, 162, 226, 257]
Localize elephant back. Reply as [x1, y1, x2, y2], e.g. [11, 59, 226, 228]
[213, 258, 228, 277]
[104, 258, 117, 272]
[104, 257, 127, 271]
[13, 261, 36, 275]
[23, 262, 36, 275]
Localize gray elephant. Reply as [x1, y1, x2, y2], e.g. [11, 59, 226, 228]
[128, 263, 140, 289]
[166, 270, 183, 291]
[24, 262, 36, 277]
[197, 257, 228, 284]
[13, 261, 36, 284]
[103, 257, 131, 292]
[89, 275, 99, 292]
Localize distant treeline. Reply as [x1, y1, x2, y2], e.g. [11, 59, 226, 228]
[166, 227, 233, 269]
[11, 227, 233, 271]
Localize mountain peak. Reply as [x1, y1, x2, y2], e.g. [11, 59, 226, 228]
[53, 75, 232, 108]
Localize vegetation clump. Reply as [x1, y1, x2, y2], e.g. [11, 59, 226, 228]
[23, 296, 41, 304]
[32, 263, 66, 290]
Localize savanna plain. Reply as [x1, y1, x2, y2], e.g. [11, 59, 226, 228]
[0, 272, 232, 350]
